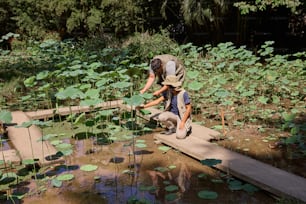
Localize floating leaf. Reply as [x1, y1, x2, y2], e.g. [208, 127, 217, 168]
[228, 180, 243, 191]
[51, 140, 62, 146]
[51, 179, 62, 188]
[211, 179, 224, 183]
[165, 185, 179, 192]
[158, 146, 171, 152]
[242, 183, 258, 193]
[197, 190, 218, 199]
[139, 185, 157, 192]
[154, 167, 168, 172]
[56, 143, 72, 149]
[80, 164, 98, 172]
[201, 159, 222, 167]
[57, 173, 74, 181]
[135, 143, 147, 148]
[165, 193, 178, 201]
[197, 173, 207, 179]
[168, 165, 176, 169]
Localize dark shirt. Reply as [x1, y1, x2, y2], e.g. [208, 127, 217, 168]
[162, 91, 190, 115]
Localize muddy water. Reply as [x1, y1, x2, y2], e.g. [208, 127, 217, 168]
[18, 133, 276, 204]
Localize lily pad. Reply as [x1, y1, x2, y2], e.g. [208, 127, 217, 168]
[165, 193, 178, 201]
[197, 190, 218, 200]
[165, 185, 179, 192]
[51, 179, 62, 188]
[56, 173, 74, 181]
[201, 158, 222, 167]
[80, 164, 98, 172]
[158, 146, 171, 152]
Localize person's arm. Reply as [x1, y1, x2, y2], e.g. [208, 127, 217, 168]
[153, 85, 168, 96]
[140, 73, 155, 94]
[136, 96, 165, 110]
[179, 103, 192, 130]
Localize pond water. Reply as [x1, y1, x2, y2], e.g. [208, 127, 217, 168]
[0, 119, 277, 204]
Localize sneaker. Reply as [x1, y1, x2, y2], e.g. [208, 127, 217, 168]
[160, 128, 176, 135]
[187, 127, 192, 136]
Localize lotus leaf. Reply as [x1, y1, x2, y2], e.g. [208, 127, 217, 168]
[197, 190, 218, 199]
[80, 164, 98, 172]
[57, 173, 74, 181]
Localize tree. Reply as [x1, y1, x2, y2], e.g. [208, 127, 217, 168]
[234, 0, 303, 15]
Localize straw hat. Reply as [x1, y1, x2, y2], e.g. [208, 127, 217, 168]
[162, 75, 182, 90]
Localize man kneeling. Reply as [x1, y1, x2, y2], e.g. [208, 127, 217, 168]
[137, 76, 192, 139]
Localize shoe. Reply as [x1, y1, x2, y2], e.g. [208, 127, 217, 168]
[160, 129, 175, 135]
[187, 127, 192, 136]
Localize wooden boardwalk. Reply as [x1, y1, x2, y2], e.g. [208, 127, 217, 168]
[144, 107, 306, 203]
[4, 101, 123, 167]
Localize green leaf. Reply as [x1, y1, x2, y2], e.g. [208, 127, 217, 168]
[188, 81, 203, 91]
[135, 143, 147, 148]
[158, 146, 171, 152]
[165, 185, 179, 192]
[57, 173, 74, 181]
[258, 96, 269, 104]
[165, 193, 178, 201]
[242, 183, 258, 193]
[201, 158, 222, 167]
[154, 167, 168, 172]
[228, 180, 243, 191]
[140, 109, 151, 115]
[80, 164, 98, 172]
[51, 179, 62, 188]
[197, 190, 218, 199]
[0, 110, 12, 123]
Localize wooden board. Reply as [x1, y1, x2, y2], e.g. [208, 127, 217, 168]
[0, 149, 21, 168]
[7, 111, 64, 166]
[154, 132, 306, 202]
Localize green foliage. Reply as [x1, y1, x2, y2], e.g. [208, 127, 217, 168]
[124, 31, 179, 62]
[234, 0, 303, 14]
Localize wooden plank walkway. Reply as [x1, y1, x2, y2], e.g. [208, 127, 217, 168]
[147, 109, 306, 202]
[26, 100, 123, 120]
[6, 111, 64, 166]
[5, 100, 123, 166]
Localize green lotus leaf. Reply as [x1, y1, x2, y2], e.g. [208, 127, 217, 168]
[80, 164, 98, 172]
[158, 146, 171, 152]
[0, 110, 12, 123]
[165, 185, 179, 192]
[57, 173, 74, 181]
[201, 158, 222, 167]
[51, 179, 62, 188]
[197, 190, 218, 199]
[165, 193, 178, 201]
[135, 143, 147, 148]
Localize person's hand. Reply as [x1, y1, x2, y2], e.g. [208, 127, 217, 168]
[136, 105, 144, 110]
[140, 89, 145, 94]
[153, 90, 161, 96]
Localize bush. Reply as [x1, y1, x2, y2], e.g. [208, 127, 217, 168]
[123, 30, 179, 63]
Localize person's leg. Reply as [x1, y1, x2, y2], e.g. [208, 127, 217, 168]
[158, 112, 177, 134]
[176, 116, 188, 139]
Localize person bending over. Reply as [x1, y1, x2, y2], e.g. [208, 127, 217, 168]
[140, 54, 186, 96]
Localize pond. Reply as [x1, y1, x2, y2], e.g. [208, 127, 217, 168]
[1, 117, 277, 204]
